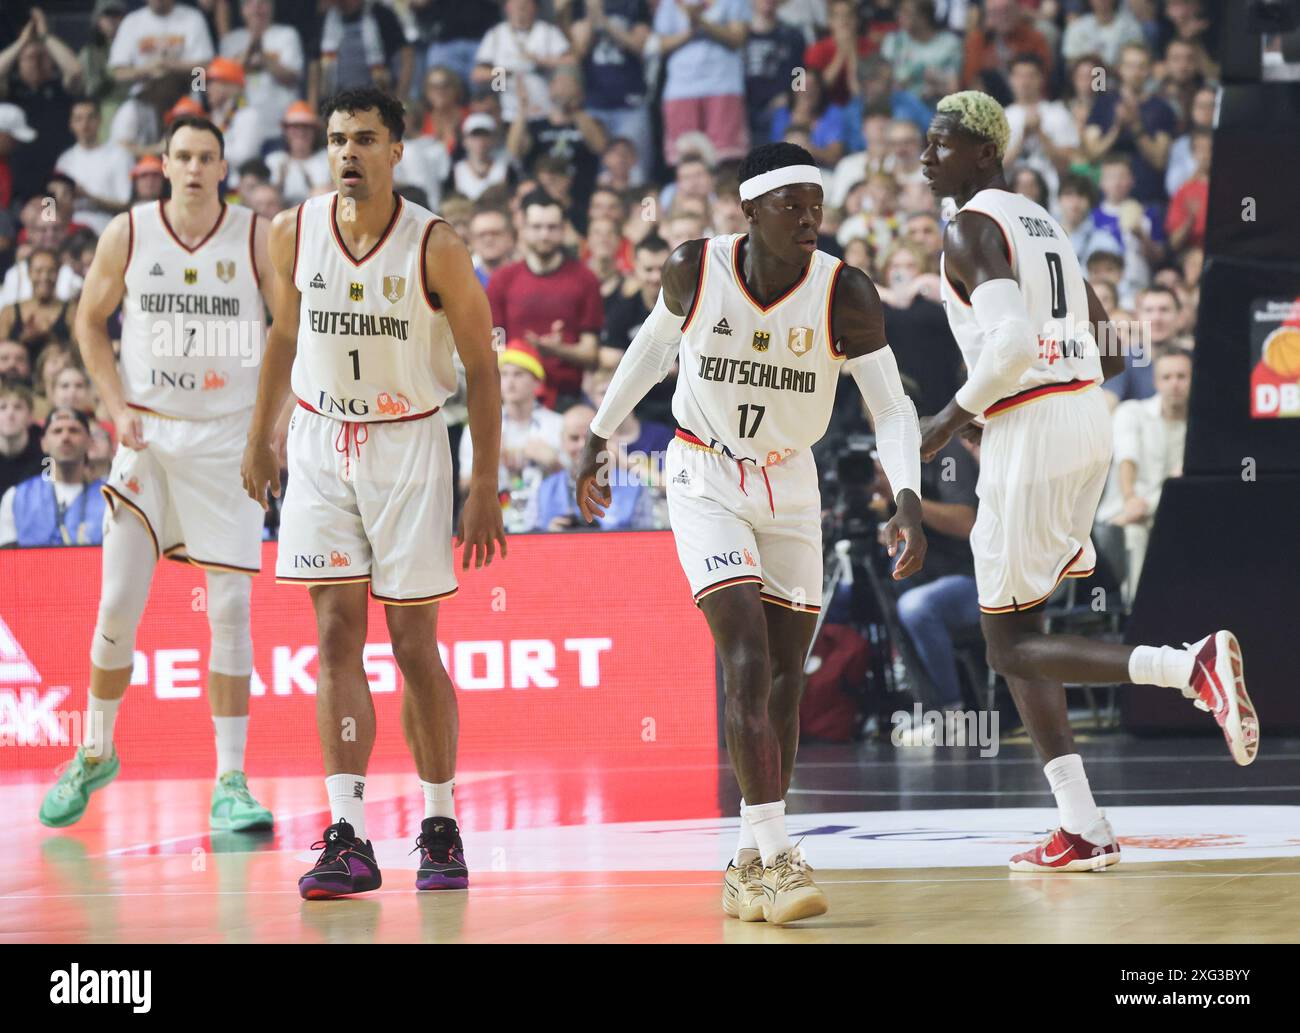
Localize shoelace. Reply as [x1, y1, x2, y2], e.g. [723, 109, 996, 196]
[771, 848, 815, 891]
[411, 829, 456, 862]
[309, 828, 353, 865]
[219, 774, 258, 806]
[737, 857, 764, 885]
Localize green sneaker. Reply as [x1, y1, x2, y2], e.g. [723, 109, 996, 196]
[39, 746, 120, 828]
[210, 771, 274, 831]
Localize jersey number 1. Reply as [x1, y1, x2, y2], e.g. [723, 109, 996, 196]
[1045, 252, 1067, 318]
[737, 404, 765, 439]
[348, 349, 360, 380]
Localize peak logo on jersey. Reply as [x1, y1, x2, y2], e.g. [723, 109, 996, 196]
[184, 268, 198, 285]
[310, 272, 326, 289]
[329, 550, 351, 567]
[375, 391, 411, 417]
[382, 275, 406, 304]
[672, 469, 691, 486]
[751, 330, 771, 352]
[149, 263, 164, 277]
[216, 260, 236, 283]
[202, 369, 228, 390]
[712, 318, 733, 336]
[788, 327, 813, 356]
[349, 282, 364, 302]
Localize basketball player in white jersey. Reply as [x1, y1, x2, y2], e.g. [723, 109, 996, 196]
[917, 92, 1259, 871]
[241, 88, 506, 900]
[576, 143, 927, 924]
[40, 116, 278, 832]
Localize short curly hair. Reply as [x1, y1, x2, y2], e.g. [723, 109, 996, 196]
[935, 90, 1010, 161]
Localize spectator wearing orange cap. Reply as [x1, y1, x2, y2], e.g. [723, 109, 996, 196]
[54, 98, 133, 234]
[220, 0, 304, 146]
[264, 100, 329, 204]
[457, 340, 565, 534]
[205, 57, 263, 180]
[129, 153, 165, 202]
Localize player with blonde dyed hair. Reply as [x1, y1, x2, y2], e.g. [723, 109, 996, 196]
[917, 91, 1260, 872]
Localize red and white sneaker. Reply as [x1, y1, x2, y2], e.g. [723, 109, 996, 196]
[1183, 630, 1259, 767]
[1009, 817, 1120, 872]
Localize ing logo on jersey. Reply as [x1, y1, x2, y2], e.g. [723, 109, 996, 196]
[382, 275, 406, 304]
[184, 268, 198, 285]
[752, 330, 771, 352]
[350, 282, 364, 302]
[788, 327, 813, 356]
[202, 369, 228, 391]
[216, 260, 236, 283]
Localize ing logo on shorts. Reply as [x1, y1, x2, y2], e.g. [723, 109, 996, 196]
[329, 550, 351, 567]
[375, 391, 411, 417]
[704, 550, 757, 572]
[202, 369, 228, 390]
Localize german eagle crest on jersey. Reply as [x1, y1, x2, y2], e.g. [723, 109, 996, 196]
[751, 330, 770, 352]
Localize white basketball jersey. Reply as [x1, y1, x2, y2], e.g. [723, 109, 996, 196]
[120, 201, 264, 419]
[673, 234, 844, 466]
[291, 193, 457, 421]
[940, 189, 1102, 411]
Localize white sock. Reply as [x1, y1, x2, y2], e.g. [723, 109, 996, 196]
[420, 778, 455, 820]
[734, 799, 760, 865]
[83, 694, 121, 762]
[1128, 644, 1196, 690]
[1043, 753, 1102, 834]
[325, 773, 367, 839]
[746, 799, 791, 866]
[213, 715, 248, 777]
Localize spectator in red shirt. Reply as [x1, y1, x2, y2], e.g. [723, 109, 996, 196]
[804, 0, 876, 109]
[1165, 127, 1210, 252]
[486, 191, 604, 408]
[961, 0, 1053, 98]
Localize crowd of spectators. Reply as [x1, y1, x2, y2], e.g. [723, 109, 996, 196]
[0, 0, 1217, 577]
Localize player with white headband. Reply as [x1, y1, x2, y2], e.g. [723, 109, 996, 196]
[574, 142, 927, 925]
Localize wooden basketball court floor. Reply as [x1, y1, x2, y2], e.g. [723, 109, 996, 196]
[5, 736, 1300, 943]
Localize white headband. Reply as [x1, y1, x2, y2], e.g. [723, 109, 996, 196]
[738, 164, 823, 201]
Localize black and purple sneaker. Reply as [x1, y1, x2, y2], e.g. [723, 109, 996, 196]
[298, 820, 383, 900]
[414, 817, 469, 890]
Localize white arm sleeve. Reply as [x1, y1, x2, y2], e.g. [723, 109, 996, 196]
[953, 278, 1038, 416]
[589, 289, 685, 438]
[845, 346, 921, 500]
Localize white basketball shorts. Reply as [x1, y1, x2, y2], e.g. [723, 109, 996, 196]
[102, 406, 264, 573]
[973, 382, 1112, 614]
[275, 403, 457, 605]
[665, 430, 822, 613]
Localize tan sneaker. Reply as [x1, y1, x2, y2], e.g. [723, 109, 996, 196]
[760, 847, 828, 925]
[722, 857, 765, 921]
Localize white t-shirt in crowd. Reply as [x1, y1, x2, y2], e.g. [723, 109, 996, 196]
[108, 2, 214, 69]
[55, 141, 134, 234]
[209, 104, 265, 183]
[265, 149, 332, 204]
[394, 136, 452, 209]
[475, 20, 570, 123]
[220, 25, 305, 144]
[453, 155, 511, 202]
[0, 261, 82, 307]
[1005, 100, 1079, 202]
[460, 402, 565, 534]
